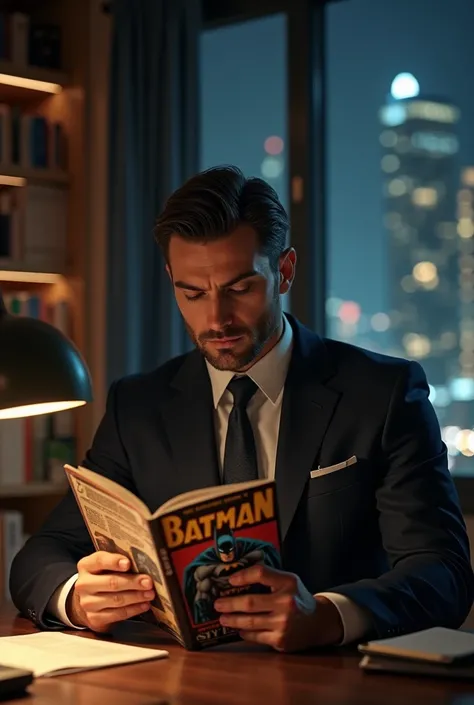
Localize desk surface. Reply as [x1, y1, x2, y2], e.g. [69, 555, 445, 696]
[1, 605, 474, 705]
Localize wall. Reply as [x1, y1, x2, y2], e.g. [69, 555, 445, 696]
[85, 0, 111, 439]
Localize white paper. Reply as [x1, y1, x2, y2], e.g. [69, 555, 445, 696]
[0, 632, 168, 677]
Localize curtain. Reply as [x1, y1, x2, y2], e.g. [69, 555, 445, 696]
[106, 0, 200, 385]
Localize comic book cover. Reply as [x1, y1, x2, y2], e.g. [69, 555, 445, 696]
[156, 480, 281, 649]
[64, 464, 281, 650]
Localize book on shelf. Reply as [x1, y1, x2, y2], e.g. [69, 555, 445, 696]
[0, 292, 75, 487]
[0, 183, 67, 272]
[0, 11, 61, 70]
[0, 104, 67, 173]
[64, 463, 282, 650]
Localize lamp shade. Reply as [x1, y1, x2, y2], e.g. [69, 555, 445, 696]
[0, 293, 93, 419]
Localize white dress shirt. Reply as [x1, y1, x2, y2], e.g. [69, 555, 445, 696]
[48, 315, 369, 643]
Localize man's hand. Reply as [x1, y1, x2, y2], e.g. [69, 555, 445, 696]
[67, 551, 155, 633]
[214, 565, 343, 652]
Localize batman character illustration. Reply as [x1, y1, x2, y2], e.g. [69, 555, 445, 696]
[182, 523, 280, 624]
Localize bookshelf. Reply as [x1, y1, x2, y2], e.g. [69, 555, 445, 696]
[0, 481, 67, 499]
[0, 0, 105, 535]
[0, 164, 68, 186]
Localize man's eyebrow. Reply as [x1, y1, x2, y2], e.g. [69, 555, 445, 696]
[174, 270, 259, 291]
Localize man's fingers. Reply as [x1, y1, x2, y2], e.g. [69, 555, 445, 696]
[80, 589, 154, 612]
[239, 628, 287, 651]
[75, 571, 154, 595]
[229, 564, 298, 591]
[215, 592, 279, 614]
[78, 551, 131, 575]
[87, 602, 151, 633]
[219, 612, 281, 631]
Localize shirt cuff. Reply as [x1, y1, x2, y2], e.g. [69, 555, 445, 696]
[316, 592, 369, 645]
[47, 573, 86, 629]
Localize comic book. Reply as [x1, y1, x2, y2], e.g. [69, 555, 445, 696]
[63, 464, 282, 650]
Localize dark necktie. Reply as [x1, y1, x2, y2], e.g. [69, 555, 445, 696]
[223, 375, 259, 484]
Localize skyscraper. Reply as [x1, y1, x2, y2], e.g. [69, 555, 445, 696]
[379, 75, 460, 386]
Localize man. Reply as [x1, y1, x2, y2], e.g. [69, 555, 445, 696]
[10, 166, 474, 652]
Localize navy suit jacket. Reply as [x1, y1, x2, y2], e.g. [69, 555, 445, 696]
[10, 315, 474, 639]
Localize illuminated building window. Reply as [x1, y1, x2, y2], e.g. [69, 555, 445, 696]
[388, 178, 407, 196]
[403, 333, 431, 358]
[412, 187, 438, 207]
[457, 218, 474, 239]
[261, 156, 284, 179]
[381, 154, 400, 173]
[380, 130, 398, 148]
[371, 312, 390, 331]
[461, 168, 474, 187]
[412, 261, 438, 285]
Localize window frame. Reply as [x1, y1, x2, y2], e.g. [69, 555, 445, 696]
[204, 0, 473, 506]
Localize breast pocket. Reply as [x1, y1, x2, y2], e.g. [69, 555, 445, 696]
[307, 459, 371, 498]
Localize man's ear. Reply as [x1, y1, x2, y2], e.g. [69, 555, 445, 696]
[278, 248, 297, 294]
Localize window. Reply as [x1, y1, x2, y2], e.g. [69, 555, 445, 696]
[200, 14, 288, 211]
[326, 0, 474, 475]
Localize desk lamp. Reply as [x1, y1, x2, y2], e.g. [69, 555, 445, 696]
[0, 290, 92, 695]
[0, 291, 93, 420]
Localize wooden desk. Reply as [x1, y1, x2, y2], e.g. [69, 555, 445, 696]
[1, 604, 474, 705]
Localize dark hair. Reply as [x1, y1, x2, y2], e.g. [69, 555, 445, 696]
[154, 165, 288, 270]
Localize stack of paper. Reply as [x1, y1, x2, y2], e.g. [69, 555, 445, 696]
[0, 632, 168, 677]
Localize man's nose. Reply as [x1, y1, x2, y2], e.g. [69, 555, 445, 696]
[207, 295, 232, 330]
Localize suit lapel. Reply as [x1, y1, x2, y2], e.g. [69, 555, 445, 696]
[161, 350, 220, 491]
[276, 319, 341, 540]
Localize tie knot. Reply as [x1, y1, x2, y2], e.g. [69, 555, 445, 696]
[227, 375, 258, 408]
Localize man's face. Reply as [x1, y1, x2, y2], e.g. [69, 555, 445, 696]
[167, 225, 293, 371]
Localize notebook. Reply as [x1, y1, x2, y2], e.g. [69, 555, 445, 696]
[358, 627, 474, 664]
[359, 654, 474, 680]
[0, 632, 168, 677]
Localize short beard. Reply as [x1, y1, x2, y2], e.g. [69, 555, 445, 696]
[186, 286, 281, 372]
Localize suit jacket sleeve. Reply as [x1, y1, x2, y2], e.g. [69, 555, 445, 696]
[9, 380, 136, 629]
[329, 360, 474, 640]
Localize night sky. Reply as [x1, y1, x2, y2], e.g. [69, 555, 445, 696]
[200, 0, 474, 320]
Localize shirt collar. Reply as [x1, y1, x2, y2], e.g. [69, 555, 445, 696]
[205, 314, 293, 408]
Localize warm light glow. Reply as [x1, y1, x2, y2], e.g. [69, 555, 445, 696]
[403, 333, 431, 358]
[264, 135, 284, 155]
[0, 72, 62, 94]
[413, 261, 438, 284]
[412, 187, 438, 207]
[457, 218, 474, 239]
[0, 270, 63, 284]
[462, 168, 474, 187]
[455, 429, 474, 457]
[0, 175, 26, 187]
[338, 301, 361, 324]
[0, 400, 86, 420]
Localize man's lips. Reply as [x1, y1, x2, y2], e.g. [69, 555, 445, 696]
[206, 336, 243, 346]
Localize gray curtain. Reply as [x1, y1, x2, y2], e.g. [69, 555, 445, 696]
[106, 0, 199, 385]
